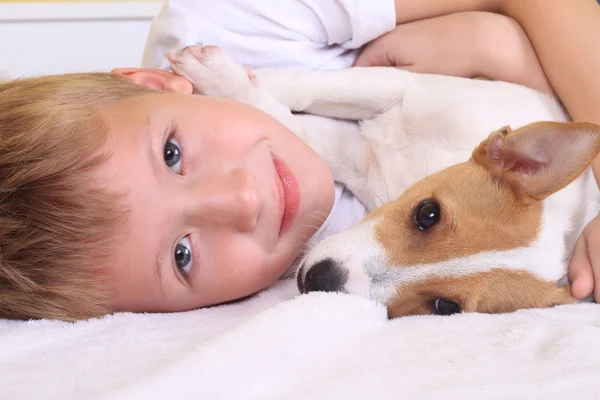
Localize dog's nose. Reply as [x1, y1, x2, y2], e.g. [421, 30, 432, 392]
[302, 258, 348, 294]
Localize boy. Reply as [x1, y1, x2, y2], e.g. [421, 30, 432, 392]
[0, 0, 598, 321]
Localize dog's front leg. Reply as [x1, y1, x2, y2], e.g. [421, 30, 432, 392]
[253, 67, 416, 121]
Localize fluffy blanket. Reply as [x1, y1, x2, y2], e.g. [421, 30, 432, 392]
[1, 278, 599, 400]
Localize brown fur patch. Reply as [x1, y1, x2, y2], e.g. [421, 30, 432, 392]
[387, 269, 575, 318]
[371, 161, 541, 267]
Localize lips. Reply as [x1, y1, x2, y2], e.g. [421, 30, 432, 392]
[272, 154, 300, 236]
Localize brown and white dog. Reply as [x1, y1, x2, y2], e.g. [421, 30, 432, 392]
[168, 44, 600, 318]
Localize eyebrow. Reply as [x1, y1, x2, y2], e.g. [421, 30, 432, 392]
[145, 114, 166, 295]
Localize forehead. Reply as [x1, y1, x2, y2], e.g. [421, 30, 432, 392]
[93, 96, 169, 306]
[371, 161, 542, 268]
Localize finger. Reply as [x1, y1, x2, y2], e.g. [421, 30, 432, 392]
[567, 235, 595, 299]
[585, 232, 600, 302]
[594, 268, 600, 303]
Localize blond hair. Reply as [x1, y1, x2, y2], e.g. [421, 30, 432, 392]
[0, 73, 153, 321]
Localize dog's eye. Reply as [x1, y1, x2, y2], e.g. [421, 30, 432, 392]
[432, 298, 461, 316]
[414, 200, 440, 231]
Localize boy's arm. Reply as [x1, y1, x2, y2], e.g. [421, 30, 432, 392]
[388, 0, 600, 124]
[499, 0, 600, 124]
[392, 0, 497, 23]
[355, 11, 552, 93]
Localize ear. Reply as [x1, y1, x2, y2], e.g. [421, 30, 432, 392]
[110, 68, 193, 94]
[472, 121, 600, 201]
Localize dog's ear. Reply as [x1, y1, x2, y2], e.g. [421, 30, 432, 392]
[472, 121, 600, 201]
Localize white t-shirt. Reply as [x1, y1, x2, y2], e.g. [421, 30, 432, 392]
[141, 0, 397, 243]
[142, 0, 396, 71]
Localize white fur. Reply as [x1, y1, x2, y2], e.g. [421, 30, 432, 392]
[168, 45, 599, 307]
[254, 66, 569, 210]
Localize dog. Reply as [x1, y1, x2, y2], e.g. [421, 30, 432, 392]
[167, 44, 600, 317]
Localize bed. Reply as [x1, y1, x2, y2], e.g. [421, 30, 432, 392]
[1, 277, 599, 399]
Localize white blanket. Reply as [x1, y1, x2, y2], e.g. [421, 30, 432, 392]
[1, 278, 599, 400]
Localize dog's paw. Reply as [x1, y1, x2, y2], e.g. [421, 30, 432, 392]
[166, 44, 257, 101]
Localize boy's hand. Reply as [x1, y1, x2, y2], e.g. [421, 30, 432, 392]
[355, 11, 553, 94]
[568, 213, 600, 302]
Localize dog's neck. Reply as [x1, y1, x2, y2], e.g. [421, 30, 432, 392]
[532, 167, 600, 281]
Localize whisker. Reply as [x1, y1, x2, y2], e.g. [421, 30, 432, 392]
[301, 224, 323, 230]
[303, 211, 326, 223]
[336, 157, 386, 207]
[383, 152, 391, 203]
[279, 240, 313, 279]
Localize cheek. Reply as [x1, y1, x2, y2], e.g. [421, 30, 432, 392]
[198, 237, 286, 303]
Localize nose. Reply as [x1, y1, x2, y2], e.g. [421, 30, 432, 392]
[189, 168, 262, 232]
[300, 258, 349, 294]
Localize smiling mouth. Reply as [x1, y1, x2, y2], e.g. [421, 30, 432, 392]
[272, 154, 300, 237]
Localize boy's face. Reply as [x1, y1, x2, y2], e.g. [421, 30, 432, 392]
[98, 71, 334, 313]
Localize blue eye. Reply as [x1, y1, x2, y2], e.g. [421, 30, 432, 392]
[174, 236, 193, 275]
[164, 136, 182, 174]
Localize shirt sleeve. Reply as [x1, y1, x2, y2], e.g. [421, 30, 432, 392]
[140, 0, 396, 71]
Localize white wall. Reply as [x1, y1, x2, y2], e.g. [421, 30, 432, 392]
[0, 1, 164, 78]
